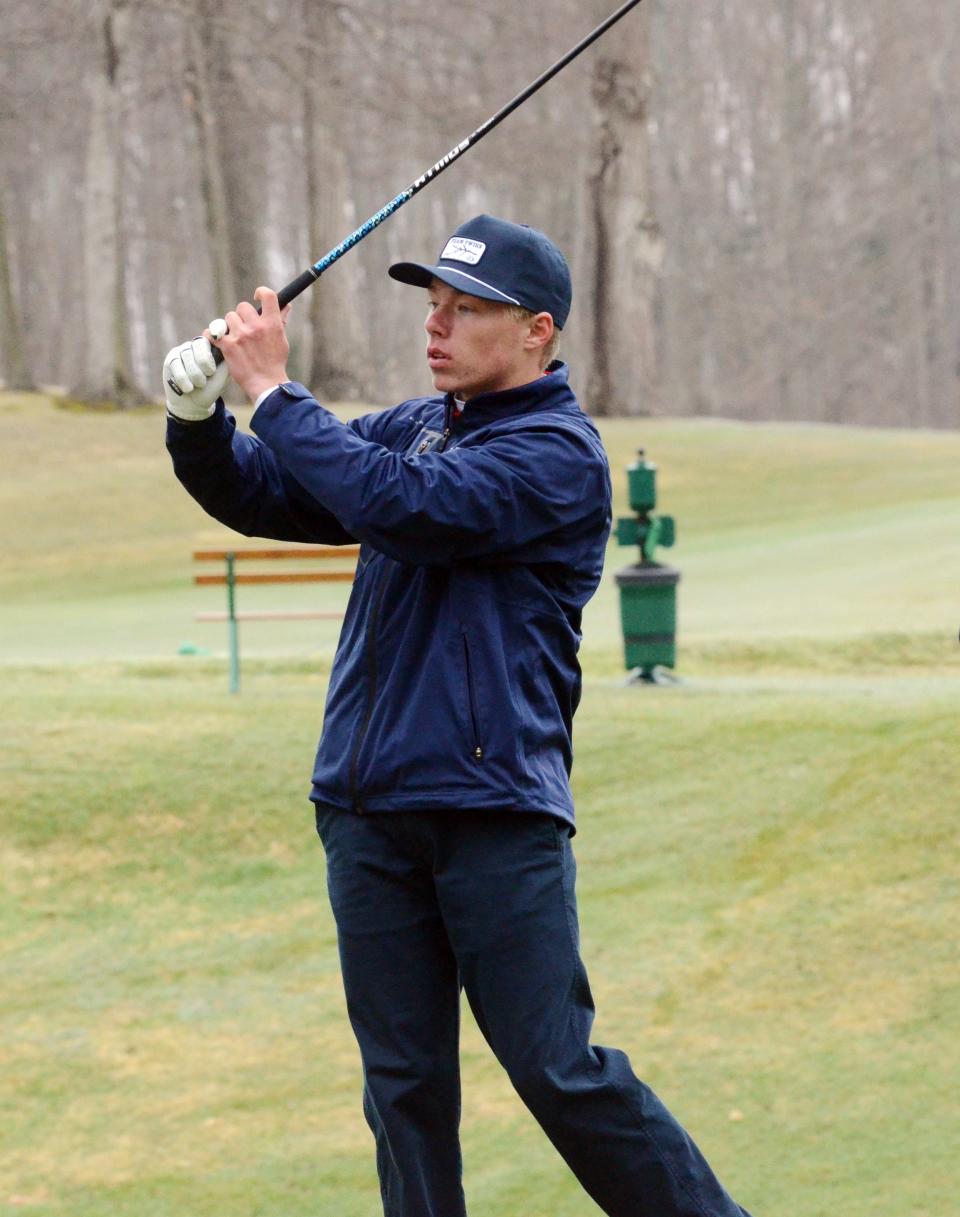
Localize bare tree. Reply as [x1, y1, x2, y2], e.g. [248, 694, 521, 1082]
[3, 0, 959, 424]
[76, 0, 140, 403]
[182, 0, 240, 312]
[585, 0, 662, 416]
[0, 189, 32, 391]
[0, 50, 32, 392]
[302, 0, 365, 398]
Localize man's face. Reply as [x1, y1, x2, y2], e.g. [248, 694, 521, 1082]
[424, 279, 540, 400]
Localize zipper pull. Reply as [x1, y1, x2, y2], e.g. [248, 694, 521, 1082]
[438, 397, 455, 451]
[474, 745, 483, 761]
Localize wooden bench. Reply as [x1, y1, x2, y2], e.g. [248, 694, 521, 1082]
[193, 546, 360, 692]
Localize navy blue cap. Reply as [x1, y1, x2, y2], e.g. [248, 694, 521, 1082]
[388, 214, 572, 329]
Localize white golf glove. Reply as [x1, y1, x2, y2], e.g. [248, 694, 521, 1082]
[163, 333, 229, 421]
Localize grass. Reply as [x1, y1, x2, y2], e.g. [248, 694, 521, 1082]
[2, 661, 957, 1216]
[1, 392, 959, 1215]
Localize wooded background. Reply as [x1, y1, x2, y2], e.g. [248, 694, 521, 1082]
[2, 0, 957, 426]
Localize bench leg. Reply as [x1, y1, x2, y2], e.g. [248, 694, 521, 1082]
[227, 553, 240, 694]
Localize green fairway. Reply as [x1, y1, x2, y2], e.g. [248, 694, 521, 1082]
[3, 393, 960, 665]
[2, 392, 959, 1215]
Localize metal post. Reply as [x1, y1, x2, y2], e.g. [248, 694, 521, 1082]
[226, 552, 240, 694]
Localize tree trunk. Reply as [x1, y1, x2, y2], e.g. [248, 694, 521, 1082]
[771, 0, 812, 421]
[0, 188, 32, 390]
[927, 18, 959, 426]
[75, 0, 138, 403]
[183, 1, 238, 312]
[303, 1, 364, 399]
[585, 4, 662, 417]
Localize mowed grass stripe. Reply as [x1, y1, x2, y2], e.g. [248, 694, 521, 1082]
[4, 393, 960, 662]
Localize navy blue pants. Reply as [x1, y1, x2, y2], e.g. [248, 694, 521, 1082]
[316, 807, 751, 1217]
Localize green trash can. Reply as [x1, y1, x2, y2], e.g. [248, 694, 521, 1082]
[614, 451, 680, 683]
[614, 562, 681, 681]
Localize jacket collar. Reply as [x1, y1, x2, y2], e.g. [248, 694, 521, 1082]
[443, 362, 575, 432]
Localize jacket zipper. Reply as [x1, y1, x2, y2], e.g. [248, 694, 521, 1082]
[436, 398, 454, 452]
[461, 630, 483, 762]
[349, 402, 454, 806]
[347, 569, 389, 811]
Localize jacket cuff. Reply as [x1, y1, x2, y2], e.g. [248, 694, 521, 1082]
[252, 380, 315, 417]
[165, 400, 233, 451]
[252, 384, 283, 411]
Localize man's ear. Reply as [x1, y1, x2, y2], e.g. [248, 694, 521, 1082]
[525, 312, 555, 354]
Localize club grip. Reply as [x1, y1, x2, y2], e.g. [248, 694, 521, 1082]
[278, 268, 320, 308]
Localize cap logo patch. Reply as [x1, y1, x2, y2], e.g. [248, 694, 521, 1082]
[441, 237, 486, 265]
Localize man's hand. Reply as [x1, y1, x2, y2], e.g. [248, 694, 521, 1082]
[210, 286, 291, 403]
[163, 336, 228, 421]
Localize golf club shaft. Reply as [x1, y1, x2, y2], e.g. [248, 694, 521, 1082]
[277, 0, 644, 307]
[207, 0, 643, 361]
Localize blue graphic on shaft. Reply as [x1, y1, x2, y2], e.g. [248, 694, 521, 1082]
[312, 191, 414, 275]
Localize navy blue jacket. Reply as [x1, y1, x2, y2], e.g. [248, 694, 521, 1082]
[166, 363, 612, 828]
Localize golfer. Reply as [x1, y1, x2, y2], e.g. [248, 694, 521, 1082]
[164, 215, 752, 1217]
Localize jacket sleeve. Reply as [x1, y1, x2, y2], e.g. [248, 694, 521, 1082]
[251, 384, 611, 566]
[166, 401, 356, 544]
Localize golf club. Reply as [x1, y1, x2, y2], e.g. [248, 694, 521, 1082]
[173, 0, 644, 387]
